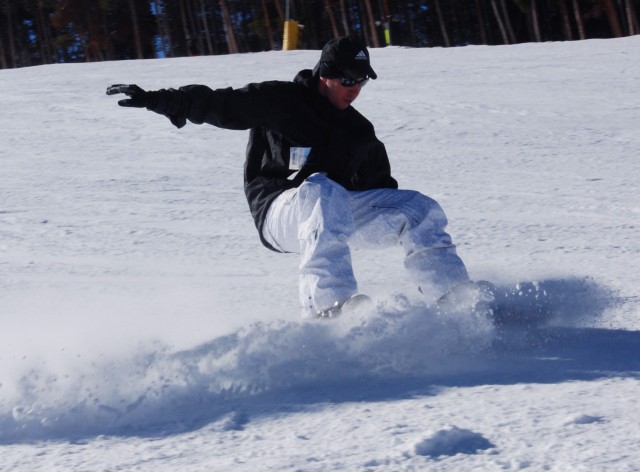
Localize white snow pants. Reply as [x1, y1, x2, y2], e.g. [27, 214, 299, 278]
[263, 173, 469, 316]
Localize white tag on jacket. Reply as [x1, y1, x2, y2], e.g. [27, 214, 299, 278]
[289, 147, 311, 170]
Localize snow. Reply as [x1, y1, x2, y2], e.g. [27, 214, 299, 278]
[1, 36, 639, 470]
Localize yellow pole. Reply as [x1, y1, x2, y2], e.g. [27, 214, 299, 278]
[283, 19, 299, 51]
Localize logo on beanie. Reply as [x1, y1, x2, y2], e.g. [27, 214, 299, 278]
[355, 50, 367, 60]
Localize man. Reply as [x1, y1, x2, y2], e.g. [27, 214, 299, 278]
[107, 36, 471, 318]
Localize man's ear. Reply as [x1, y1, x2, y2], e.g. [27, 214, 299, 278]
[317, 76, 329, 95]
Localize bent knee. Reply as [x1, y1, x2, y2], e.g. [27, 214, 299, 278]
[398, 191, 448, 228]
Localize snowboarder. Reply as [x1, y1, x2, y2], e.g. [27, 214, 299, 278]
[107, 36, 471, 318]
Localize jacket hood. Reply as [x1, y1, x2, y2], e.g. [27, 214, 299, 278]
[294, 69, 318, 88]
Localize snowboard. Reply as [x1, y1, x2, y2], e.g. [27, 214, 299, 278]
[437, 280, 555, 329]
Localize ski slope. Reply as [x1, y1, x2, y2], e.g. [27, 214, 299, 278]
[1, 36, 639, 470]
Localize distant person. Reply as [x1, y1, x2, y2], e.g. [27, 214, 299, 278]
[107, 36, 473, 318]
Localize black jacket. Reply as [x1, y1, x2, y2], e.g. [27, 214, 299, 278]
[147, 69, 398, 251]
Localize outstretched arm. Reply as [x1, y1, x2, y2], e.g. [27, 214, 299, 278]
[106, 81, 305, 133]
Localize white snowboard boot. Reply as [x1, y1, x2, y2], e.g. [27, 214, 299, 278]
[316, 294, 374, 319]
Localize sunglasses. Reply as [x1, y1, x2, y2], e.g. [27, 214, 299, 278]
[339, 75, 369, 88]
[321, 62, 369, 88]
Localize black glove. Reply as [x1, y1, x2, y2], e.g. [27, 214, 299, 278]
[106, 84, 153, 108]
[106, 84, 186, 128]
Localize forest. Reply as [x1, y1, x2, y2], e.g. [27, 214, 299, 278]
[1, 0, 638, 69]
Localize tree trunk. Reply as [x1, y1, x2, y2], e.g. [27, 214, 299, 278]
[475, 0, 488, 44]
[324, 0, 340, 38]
[207, 0, 219, 54]
[237, 0, 252, 52]
[35, 0, 55, 64]
[101, 2, 116, 60]
[624, 0, 638, 35]
[274, 0, 284, 23]
[434, 0, 451, 46]
[179, 0, 193, 55]
[300, 0, 320, 48]
[339, 0, 350, 35]
[7, 1, 18, 67]
[220, 0, 239, 53]
[530, 0, 541, 41]
[362, 0, 380, 47]
[260, 0, 276, 50]
[490, 0, 510, 44]
[127, 0, 144, 59]
[81, 0, 94, 61]
[187, 0, 204, 54]
[0, 34, 7, 69]
[34, 1, 48, 64]
[572, 0, 586, 39]
[500, 0, 516, 43]
[557, 0, 573, 40]
[600, 0, 623, 37]
[450, 0, 462, 45]
[200, 0, 214, 54]
[403, 1, 417, 46]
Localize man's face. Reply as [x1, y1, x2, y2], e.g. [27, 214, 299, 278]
[319, 77, 364, 110]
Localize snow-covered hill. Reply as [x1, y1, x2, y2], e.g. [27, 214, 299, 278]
[1, 37, 639, 470]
